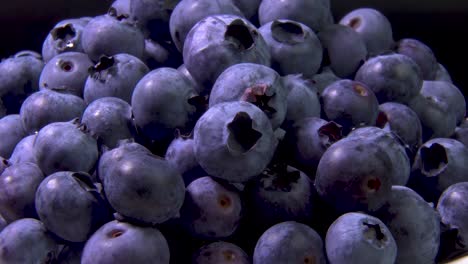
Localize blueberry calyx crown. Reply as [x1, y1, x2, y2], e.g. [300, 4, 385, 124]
[224, 19, 255, 51]
[271, 20, 306, 45]
[241, 84, 277, 117]
[227, 112, 262, 154]
[420, 143, 448, 176]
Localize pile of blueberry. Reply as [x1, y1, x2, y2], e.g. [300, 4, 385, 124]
[0, 0, 467, 263]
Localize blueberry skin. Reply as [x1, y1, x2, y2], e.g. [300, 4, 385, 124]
[143, 38, 172, 69]
[34, 120, 98, 176]
[0, 218, 59, 264]
[355, 53, 423, 104]
[169, 0, 244, 51]
[318, 24, 368, 78]
[0, 214, 6, 232]
[193, 101, 277, 183]
[378, 102, 423, 156]
[82, 14, 145, 61]
[325, 212, 396, 264]
[0, 51, 44, 114]
[20, 90, 86, 134]
[410, 138, 468, 202]
[435, 63, 453, 83]
[131, 67, 199, 141]
[282, 74, 321, 126]
[320, 79, 379, 133]
[209, 63, 287, 129]
[180, 176, 242, 239]
[9, 135, 38, 165]
[339, 8, 394, 56]
[103, 151, 185, 224]
[232, 0, 261, 19]
[310, 66, 341, 94]
[81, 97, 134, 149]
[0, 162, 44, 223]
[177, 63, 204, 94]
[81, 220, 170, 264]
[0, 114, 26, 158]
[129, 0, 173, 26]
[453, 126, 468, 148]
[41, 17, 90, 63]
[0, 158, 9, 176]
[253, 221, 326, 264]
[35, 171, 110, 242]
[39, 52, 94, 97]
[314, 137, 393, 213]
[259, 19, 323, 78]
[396, 38, 438, 80]
[84, 53, 149, 104]
[183, 14, 271, 95]
[193, 241, 250, 264]
[109, 0, 131, 19]
[437, 182, 468, 254]
[258, 0, 333, 32]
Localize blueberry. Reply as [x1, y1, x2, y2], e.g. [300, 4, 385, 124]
[143, 38, 172, 69]
[35, 171, 111, 242]
[0, 218, 59, 263]
[435, 63, 453, 83]
[82, 14, 145, 61]
[258, 0, 333, 32]
[339, 8, 394, 56]
[310, 66, 341, 95]
[318, 24, 368, 78]
[39, 51, 94, 97]
[325, 212, 396, 264]
[9, 135, 38, 165]
[395, 38, 438, 80]
[41, 17, 90, 63]
[193, 101, 277, 183]
[34, 119, 99, 176]
[177, 64, 204, 94]
[55, 244, 83, 264]
[84, 53, 149, 104]
[232, 0, 261, 19]
[81, 220, 170, 264]
[183, 14, 271, 95]
[355, 53, 423, 104]
[314, 137, 393, 213]
[452, 126, 468, 148]
[209, 63, 287, 129]
[103, 151, 185, 224]
[0, 214, 6, 233]
[108, 0, 131, 21]
[129, 0, 173, 27]
[0, 158, 9, 176]
[253, 221, 326, 264]
[81, 97, 135, 148]
[373, 186, 440, 264]
[170, 0, 244, 51]
[20, 90, 86, 134]
[320, 79, 379, 134]
[0, 162, 44, 223]
[259, 19, 323, 78]
[0, 114, 26, 158]
[193, 241, 250, 264]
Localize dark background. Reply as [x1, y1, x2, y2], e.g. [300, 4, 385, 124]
[1, 0, 467, 94]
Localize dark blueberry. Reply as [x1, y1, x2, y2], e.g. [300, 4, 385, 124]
[9, 135, 38, 165]
[310, 66, 341, 95]
[109, 0, 131, 19]
[0, 158, 9, 176]
[0, 214, 6, 233]
[0, 51, 44, 114]
[193, 241, 250, 264]
[339, 8, 394, 56]
[103, 151, 185, 224]
[34, 119, 99, 176]
[320, 79, 379, 134]
[129, 0, 173, 28]
[355, 53, 423, 104]
[0, 218, 59, 263]
[209, 63, 287, 129]
[170, 0, 244, 51]
[0, 162, 44, 223]
[318, 24, 368, 78]
[39, 51, 94, 97]
[143, 38, 171, 69]
[253, 221, 326, 264]
[177, 64, 204, 94]
[452, 126, 468, 148]
[0, 114, 26, 158]
[232, 0, 261, 19]
[81, 220, 170, 264]
[35, 171, 111, 242]
[435, 63, 453, 83]
[55, 244, 83, 264]
[84, 53, 149, 104]
[258, 0, 333, 32]
[378, 102, 423, 156]
[20, 90, 86, 134]
[81, 97, 134, 148]
[314, 137, 393, 213]
[41, 17, 90, 62]
[395, 38, 438, 80]
[82, 14, 145, 61]
[259, 19, 323, 78]
[373, 186, 440, 264]
[410, 138, 468, 202]
[180, 176, 242, 239]
[131, 67, 200, 141]
[193, 101, 277, 183]
[325, 212, 396, 264]
[183, 14, 271, 95]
